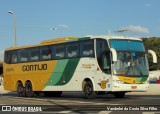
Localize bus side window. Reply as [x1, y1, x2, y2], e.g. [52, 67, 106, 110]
[80, 40, 94, 57]
[30, 48, 40, 61]
[66, 43, 79, 58]
[4, 51, 11, 64]
[96, 39, 109, 71]
[53, 44, 65, 59]
[10, 51, 18, 64]
[18, 49, 29, 62]
[102, 52, 111, 74]
[40, 46, 52, 60]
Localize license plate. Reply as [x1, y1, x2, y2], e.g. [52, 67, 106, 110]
[131, 86, 137, 89]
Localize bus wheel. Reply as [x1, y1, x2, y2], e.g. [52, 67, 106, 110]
[25, 82, 35, 97]
[84, 81, 96, 99]
[113, 92, 125, 98]
[17, 82, 25, 97]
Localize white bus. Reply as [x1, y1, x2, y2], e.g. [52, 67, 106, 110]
[3, 35, 157, 99]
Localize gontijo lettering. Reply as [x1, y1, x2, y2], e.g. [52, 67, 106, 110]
[22, 64, 47, 72]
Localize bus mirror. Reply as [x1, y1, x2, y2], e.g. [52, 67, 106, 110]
[110, 48, 117, 62]
[148, 50, 157, 63]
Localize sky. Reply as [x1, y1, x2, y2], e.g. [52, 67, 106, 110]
[0, 0, 160, 60]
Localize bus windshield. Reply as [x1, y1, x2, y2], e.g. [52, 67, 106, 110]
[114, 51, 149, 76]
[110, 39, 145, 51]
[110, 39, 149, 76]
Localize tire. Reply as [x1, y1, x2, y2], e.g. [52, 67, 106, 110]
[44, 91, 62, 97]
[17, 82, 25, 97]
[25, 82, 35, 97]
[83, 81, 96, 99]
[113, 92, 125, 98]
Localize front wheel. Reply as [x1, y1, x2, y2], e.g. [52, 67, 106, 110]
[83, 81, 96, 99]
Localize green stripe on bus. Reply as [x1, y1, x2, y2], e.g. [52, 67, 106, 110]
[45, 60, 69, 86]
[45, 58, 80, 86]
[139, 76, 148, 82]
[135, 76, 148, 83]
[55, 58, 80, 85]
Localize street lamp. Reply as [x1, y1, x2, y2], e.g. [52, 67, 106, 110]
[8, 11, 17, 47]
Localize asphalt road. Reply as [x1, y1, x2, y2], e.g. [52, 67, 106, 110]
[0, 92, 160, 114]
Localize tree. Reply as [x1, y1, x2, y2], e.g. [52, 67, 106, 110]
[142, 37, 160, 70]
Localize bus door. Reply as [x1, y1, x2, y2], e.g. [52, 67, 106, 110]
[101, 51, 112, 91]
[96, 39, 112, 91]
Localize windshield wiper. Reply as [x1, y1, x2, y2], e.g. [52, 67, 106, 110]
[125, 61, 143, 76]
[134, 62, 143, 76]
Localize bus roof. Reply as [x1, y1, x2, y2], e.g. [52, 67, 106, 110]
[5, 36, 78, 51]
[41, 36, 77, 44]
[90, 35, 142, 41]
[5, 35, 142, 51]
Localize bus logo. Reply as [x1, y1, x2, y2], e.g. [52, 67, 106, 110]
[98, 80, 109, 89]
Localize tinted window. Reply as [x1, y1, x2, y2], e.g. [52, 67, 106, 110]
[96, 39, 109, 71]
[30, 48, 39, 61]
[96, 39, 108, 59]
[66, 43, 79, 58]
[5, 51, 18, 64]
[110, 39, 145, 51]
[18, 49, 29, 62]
[40, 46, 52, 60]
[4, 51, 10, 64]
[53, 44, 65, 59]
[80, 40, 94, 57]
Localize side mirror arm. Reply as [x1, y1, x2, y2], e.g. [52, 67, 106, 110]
[110, 48, 117, 62]
[148, 50, 157, 63]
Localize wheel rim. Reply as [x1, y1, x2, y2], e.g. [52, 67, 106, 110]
[26, 86, 32, 93]
[86, 85, 92, 95]
[18, 86, 23, 93]
[26, 85, 32, 95]
[18, 85, 23, 94]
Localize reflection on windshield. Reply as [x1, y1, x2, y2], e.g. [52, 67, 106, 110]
[114, 51, 149, 76]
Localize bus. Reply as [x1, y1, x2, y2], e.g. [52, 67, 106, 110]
[3, 35, 157, 99]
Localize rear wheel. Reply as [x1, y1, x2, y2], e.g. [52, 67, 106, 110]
[83, 81, 96, 99]
[25, 82, 35, 97]
[17, 82, 25, 97]
[113, 92, 125, 98]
